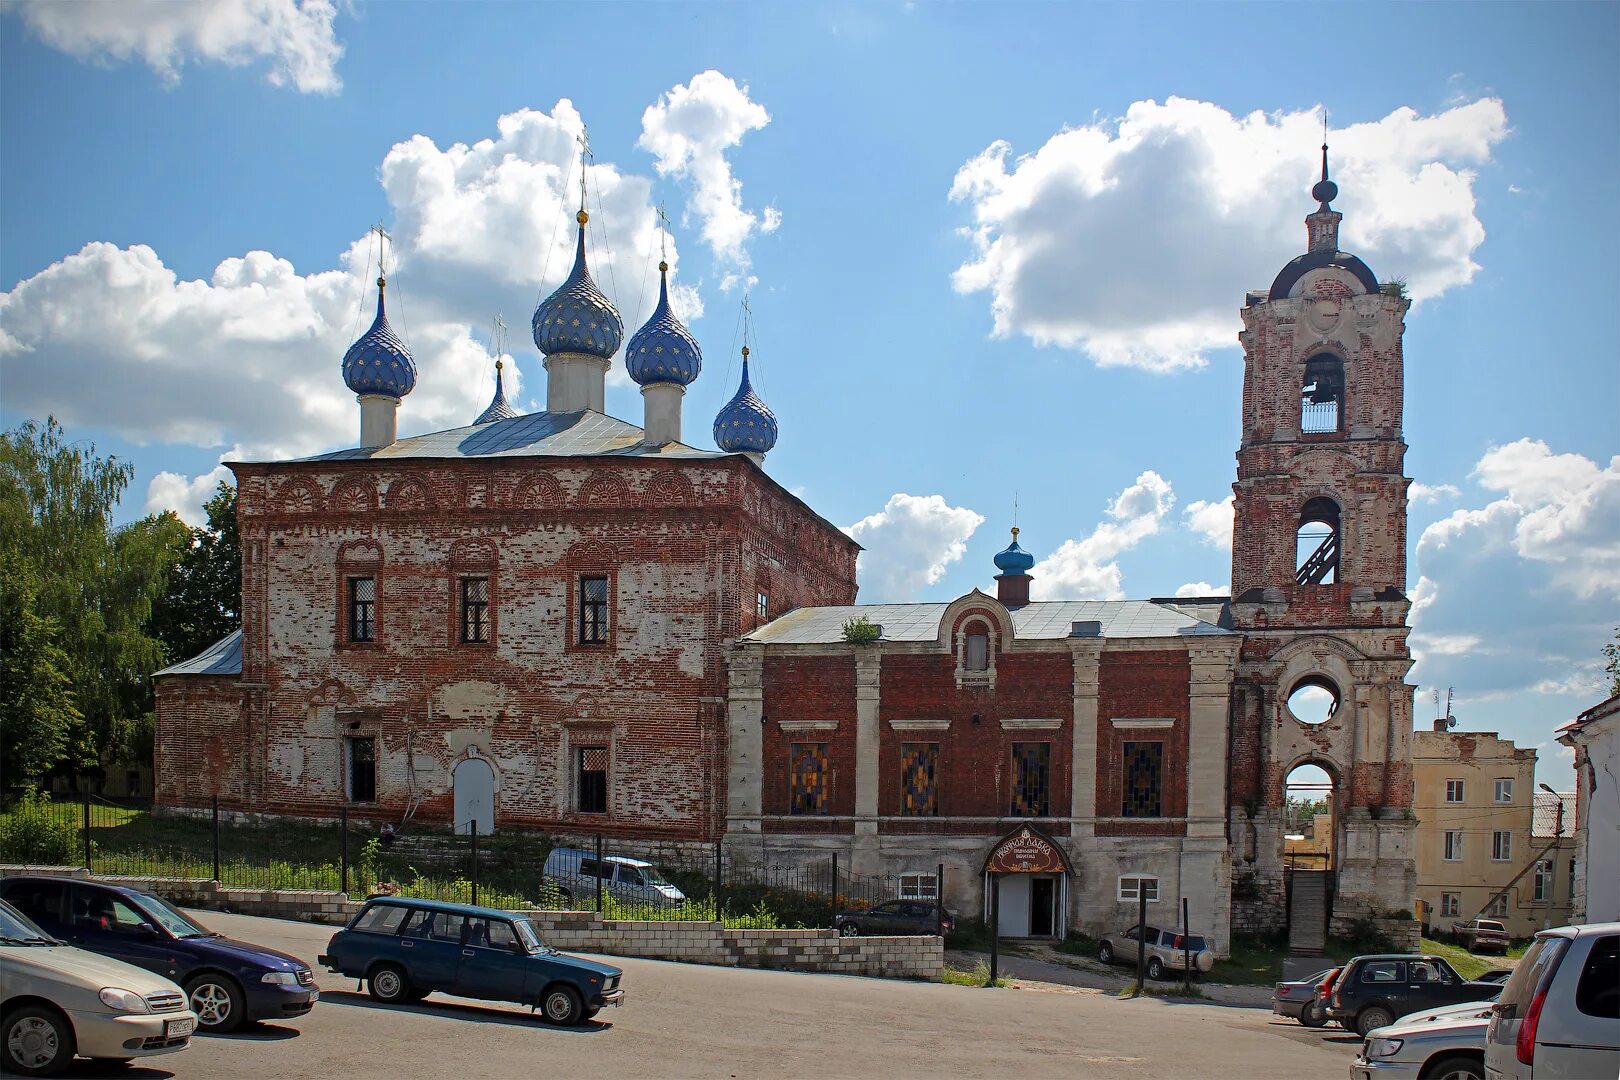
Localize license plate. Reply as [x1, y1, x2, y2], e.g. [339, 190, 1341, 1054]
[166, 1017, 195, 1038]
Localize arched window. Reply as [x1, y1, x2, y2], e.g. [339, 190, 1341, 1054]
[1301, 353, 1344, 434]
[1295, 497, 1341, 585]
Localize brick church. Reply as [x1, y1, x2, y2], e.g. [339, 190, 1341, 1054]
[156, 152, 1418, 952]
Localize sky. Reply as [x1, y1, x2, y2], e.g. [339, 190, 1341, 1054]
[2, 2, 1615, 792]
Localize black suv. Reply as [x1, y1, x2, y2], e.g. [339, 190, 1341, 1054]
[1326, 954, 1501, 1036]
[834, 901, 953, 937]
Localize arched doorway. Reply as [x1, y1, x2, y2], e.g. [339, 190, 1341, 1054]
[1283, 758, 1340, 954]
[453, 754, 495, 835]
[983, 825, 1071, 938]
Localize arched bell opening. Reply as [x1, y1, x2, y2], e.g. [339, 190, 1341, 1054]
[1301, 352, 1345, 434]
[1295, 497, 1341, 585]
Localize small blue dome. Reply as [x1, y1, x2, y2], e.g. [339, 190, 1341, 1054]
[713, 352, 778, 454]
[342, 278, 417, 398]
[626, 264, 701, 387]
[473, 360, 520, 425]
[994, 529, 1035, 575]
[532, 215, 623, 360]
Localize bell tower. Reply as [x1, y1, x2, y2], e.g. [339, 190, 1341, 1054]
[1227, 142, 1417, 940]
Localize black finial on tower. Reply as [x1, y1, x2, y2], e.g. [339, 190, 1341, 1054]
[1312, 112, 1338, 209]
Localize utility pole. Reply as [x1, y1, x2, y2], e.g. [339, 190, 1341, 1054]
[1539, 783, 1564, 931]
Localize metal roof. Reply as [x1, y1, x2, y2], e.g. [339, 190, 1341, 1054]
[155, 629, 242, 677]
[742, 599, 1233, 645]
[285, 409, 728, 463]
[1532, 790, 1576, 838]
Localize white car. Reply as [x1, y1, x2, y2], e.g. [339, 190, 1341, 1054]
[1485, 923, 1618, 1080]
[1351, 1001, 1493, 1080]
[0, 898, 197, 1076]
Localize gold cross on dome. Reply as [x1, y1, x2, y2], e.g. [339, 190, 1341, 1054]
[577, 127, 592, 213]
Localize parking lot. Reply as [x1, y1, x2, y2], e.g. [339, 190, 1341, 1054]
[54, 910, 1363, 1080]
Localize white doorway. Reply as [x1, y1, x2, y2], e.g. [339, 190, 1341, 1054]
[996, 875, 1031, 936]
[988, 873, 1066, 938]
[453, 755, 495, 835]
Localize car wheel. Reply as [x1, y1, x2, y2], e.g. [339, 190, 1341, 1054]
[1147, 957, 1165, 980]
[1424, 1054, 1484, 1080]
[1355, 1006, 1394, 1037]
[1097, 941, 1113, 964]
[2, 1005, 75, 1077]
[541, 985, 584, 1026]
[186, 974, 247, 1034]
[367, 962, 411, 1004]
[839, 921, 860, 937]
[1298, 1001, 1326, 1028]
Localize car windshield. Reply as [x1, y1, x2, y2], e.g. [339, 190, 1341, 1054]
[0, 902, 58, 945]
[641, 866, 671, 886]
[138, 893, 213, 938]
[512, 918, 546, 953]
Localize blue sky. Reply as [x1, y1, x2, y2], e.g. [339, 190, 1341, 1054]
[3, 2, 1615, 789]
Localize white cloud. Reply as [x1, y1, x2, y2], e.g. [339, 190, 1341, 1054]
[9, 0, 344, 93]
[1409, 482, 1461, 503]
[1032, 471, 1175, 599]
[1409, 440, 1617, 707]
[1174, 581, 1227, 598]
[639, 71, 775, 284]
[145, 464, 233, 525]
[949, 97, 1510, 371]
[844, 494, 984, 603]
[1183, 494, 1234, 549]
[0, 101, 684, 484]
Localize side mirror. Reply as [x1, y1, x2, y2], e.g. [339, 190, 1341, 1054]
[135, 922, 159, 938]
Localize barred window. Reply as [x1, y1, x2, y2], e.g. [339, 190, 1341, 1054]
[1010, 742, 1050, 817]
[461, 577, 490, 643]
[789, 743, 829, 815]
[576, 746, 608, 814]
[1121, 741, 1164, 817]
[348, 576, 376, 642]
[899, 743, 938, 816]
[579, 576, 609, 644]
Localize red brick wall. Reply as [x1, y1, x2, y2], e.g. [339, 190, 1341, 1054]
[1095, 650, 1190, 834]
[153, 677, 248, 808]
[760, 655, 856, 824]
[154, 455, 857, 841]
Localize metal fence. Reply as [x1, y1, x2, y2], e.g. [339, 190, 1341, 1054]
[0, 792, 913, 930]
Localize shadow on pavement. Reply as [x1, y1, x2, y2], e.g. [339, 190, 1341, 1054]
[207, 1021, 301, 1042]
[319, 990, 612, 1034]
[57, 1062, 174, 1079]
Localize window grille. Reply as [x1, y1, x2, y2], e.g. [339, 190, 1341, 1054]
[900, 743, 938, 816]
[789, 743, 829, 815]
[579, 576, 609, 644]
[349, 577, 376, 642]
[461, 577, 490, 643]
[1010, 742, 1050, 817]
[1121, 741, 1163, 817]
[577, 746, 608, 814]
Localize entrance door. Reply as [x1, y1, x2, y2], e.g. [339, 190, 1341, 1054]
[453, 756, 495, 835]
[1030, 877, 1056, 937]
[996, 875, 1031, 936]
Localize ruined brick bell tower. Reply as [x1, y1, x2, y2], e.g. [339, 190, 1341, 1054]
[1226, 144, 1417, 939]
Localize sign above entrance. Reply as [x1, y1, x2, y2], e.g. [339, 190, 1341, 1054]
[984, 825, 1069, 875]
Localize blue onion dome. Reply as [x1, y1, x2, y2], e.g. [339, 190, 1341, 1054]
[473, 359, 520, 425]
[993, 527, 1035, 575]
[713, 347, 778, 454]
[532, 211, 623, 360]
[626, 262, 702, 387]
[342, 277, 417, 397]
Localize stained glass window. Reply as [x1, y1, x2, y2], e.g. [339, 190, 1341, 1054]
[900, 743, 938, 816]
[1010, 742, 1050, 817]
[790, 743, 829, 815]
[1121, 741, 1163, 817]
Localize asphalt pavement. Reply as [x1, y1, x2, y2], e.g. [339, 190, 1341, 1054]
[47, 909, 1361, 1080]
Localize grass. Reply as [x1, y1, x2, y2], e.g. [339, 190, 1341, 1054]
[1117, 983, 1209, 1000]
[1420, 937, 1527, 981]
[1053, 932, 1101, 959]
[941, 960, 1010, 988]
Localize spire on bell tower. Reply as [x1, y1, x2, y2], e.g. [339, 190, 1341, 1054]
[1306, 115, 1342, 253]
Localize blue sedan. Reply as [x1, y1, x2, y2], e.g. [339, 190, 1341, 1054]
[0, 875, 317, 1033]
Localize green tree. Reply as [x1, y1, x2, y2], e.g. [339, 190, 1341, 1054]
[0, 418, 189, 771]
[0, 550, 81, 787]
[1605, 626, 1620, 697]
[150, 480, 240, 663]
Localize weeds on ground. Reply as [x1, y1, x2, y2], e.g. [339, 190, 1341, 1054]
[1054, 931, 1102, 958]
[1117, 982, 1209, 1000]
[941, 961, 1009, 988]
[1420, 937, 1526, 981]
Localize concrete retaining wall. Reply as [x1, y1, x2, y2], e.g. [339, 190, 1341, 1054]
[0, 867, 941, 979]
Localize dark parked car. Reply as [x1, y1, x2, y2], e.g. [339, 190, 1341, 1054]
[0, 875, 316, 1034]
[1325, 954, 1501, 1036]
[1272, 967, 1336, 1027]
[319, 897, 622, 1026]
[834, 901, 953, 937]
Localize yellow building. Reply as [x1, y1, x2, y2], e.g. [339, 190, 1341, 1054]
[1413, 727, 1573, 939]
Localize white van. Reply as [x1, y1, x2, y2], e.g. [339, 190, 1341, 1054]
[541, 848, 686, 911]
[1485, 923, 1618, 1079]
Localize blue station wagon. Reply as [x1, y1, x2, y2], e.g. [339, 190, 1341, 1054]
[319, 898, 623, 1026]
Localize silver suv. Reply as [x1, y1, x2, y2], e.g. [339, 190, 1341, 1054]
[1485, 922, 1618, 1079]
[542, 848, 686, 911]
[1096, 924, 1214, 979]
